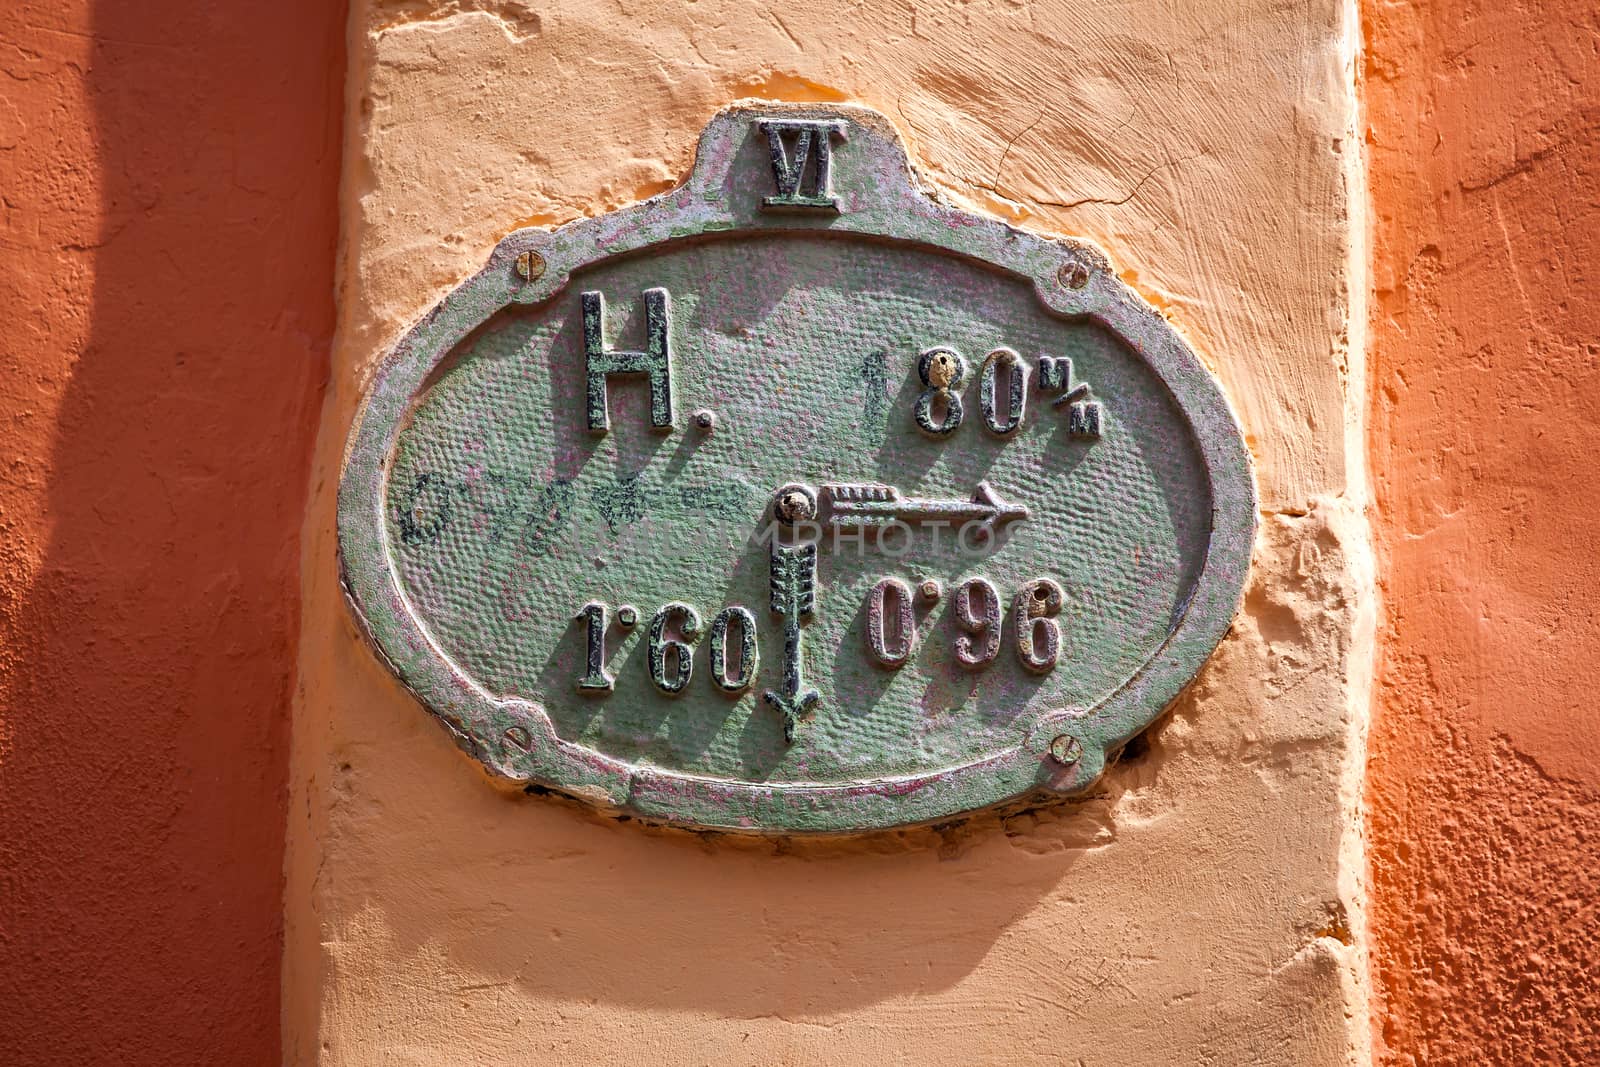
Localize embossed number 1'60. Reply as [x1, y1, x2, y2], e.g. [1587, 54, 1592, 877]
[577, 600, 760, 697]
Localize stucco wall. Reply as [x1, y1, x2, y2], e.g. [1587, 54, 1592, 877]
[285, 2, 1373, 1064]
[0, 2, 342, 1064]
[1363, 2, 1600, 1063]
[5, 2, 1597, 1063]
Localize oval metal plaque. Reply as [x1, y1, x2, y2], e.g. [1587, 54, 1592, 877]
[338, 104, 1256, 833]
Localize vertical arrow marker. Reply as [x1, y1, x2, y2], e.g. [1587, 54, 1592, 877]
[764, 541, 820, 742]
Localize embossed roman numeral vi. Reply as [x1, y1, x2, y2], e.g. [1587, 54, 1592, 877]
[758, 119, 846, 212]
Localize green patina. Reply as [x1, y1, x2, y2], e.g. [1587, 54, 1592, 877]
[337, 104, 1256, 833]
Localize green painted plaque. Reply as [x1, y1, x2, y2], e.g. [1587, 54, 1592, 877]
[337, 104, 1256, 833]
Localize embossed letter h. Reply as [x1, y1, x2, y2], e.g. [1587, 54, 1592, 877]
[582, 288, 674, 433]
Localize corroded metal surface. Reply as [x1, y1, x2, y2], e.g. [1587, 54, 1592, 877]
[337, 104, 1256, 833]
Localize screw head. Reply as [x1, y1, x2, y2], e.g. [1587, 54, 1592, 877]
[616, 606, 639, 628]
[918, 578, 942, 602]
[773, 483, 818, 525]
[1057, 257, 1091, 290]
[515, 250, 546, 281]
[1049, 735, 1082, 765]
[693, 409, 715, 431]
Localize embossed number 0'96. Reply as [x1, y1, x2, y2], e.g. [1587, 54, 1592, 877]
[866, 577, 1064, 673]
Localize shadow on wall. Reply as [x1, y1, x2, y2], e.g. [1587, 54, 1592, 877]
[0, 2, 343, 1064]
[321, 596, 1188, 1019]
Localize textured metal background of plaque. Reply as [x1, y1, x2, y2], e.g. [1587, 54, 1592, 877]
[337, 103, 1256, 833]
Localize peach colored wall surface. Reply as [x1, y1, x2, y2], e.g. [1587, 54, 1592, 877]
[1364, 2, 1600, 1064]
[0, 2, 343, 1063]
[286, 2, 1373, 1064]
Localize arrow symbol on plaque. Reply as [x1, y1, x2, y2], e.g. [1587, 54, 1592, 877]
[764, 541, 820, 743]
[823, 481, 1029, 538]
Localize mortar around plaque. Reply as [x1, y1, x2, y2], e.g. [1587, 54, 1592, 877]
[337, 103, 1257, 833]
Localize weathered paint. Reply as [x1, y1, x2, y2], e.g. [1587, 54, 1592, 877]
[338, 104, 1257, 832]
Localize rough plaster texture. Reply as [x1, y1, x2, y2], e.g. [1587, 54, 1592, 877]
[1363, 2, 1600, 1063]
[286, 1, 1373, 1063]
[0, 2, 342, 1063]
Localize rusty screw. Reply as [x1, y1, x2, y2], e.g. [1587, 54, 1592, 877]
[694, 409, 716, 432]
[774, 484, 818, 525]
[1057, 257, 1091, 290]
[1049, 734, 1082, 765]
[918, 578, 942, 602]
[515, 250, 546, 281]
[617, 606, 639, 628]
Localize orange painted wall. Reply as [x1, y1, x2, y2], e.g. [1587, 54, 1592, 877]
[0, 3, 343, 1063]
[1364, 2, 1600, 1063]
